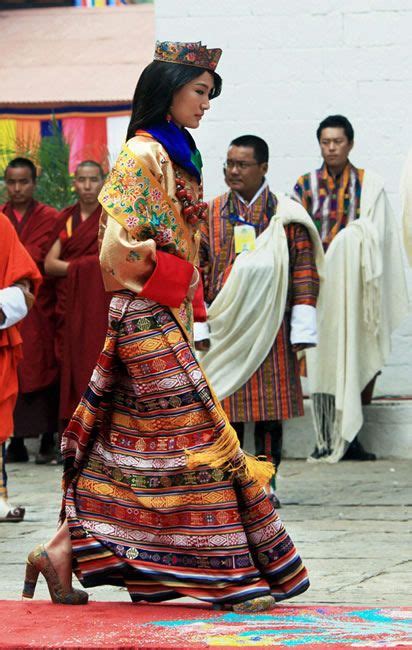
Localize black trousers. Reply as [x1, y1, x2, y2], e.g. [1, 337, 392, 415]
[232, 420, 283, 469]
[0, 444, 7, 497]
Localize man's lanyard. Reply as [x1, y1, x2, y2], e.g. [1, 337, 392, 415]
[222, 191, 277, 228]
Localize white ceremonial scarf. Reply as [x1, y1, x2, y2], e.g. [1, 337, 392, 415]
[199, 193, 324, 400]
[400, 148, 412, 265]
[306, 170, 409, 461]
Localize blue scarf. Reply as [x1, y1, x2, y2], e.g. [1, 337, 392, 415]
[144, 121, 203, 184]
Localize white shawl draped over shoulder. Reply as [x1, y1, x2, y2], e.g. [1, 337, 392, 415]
[306, 170, 409, 460]
[200, 193, 324, 400]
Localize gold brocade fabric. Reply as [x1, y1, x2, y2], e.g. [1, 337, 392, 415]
[98, 135, 201, 339]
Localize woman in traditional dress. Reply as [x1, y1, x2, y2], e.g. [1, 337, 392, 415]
[22, 41, 309, 612]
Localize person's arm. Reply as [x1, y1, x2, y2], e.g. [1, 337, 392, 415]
[292, 177, 312, 215]
[139, 248, 198, 307]
[44, 238, 69, 277]
[288, 223, 319, 352]
[99, 211, 198, 307]
[99, 137, 203, 307]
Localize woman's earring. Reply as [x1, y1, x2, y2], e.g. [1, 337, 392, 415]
[166, 112, 172, 123]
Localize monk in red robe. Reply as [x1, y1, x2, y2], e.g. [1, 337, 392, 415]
[1, 158, 59, 464]
[45, 161, 111, 426]
[0, 213, 41, 521]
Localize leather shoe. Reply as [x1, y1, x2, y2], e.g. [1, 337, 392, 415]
[6, 441, 29, 463]
[343, 438, 376, 461]
[0, 506, 25, 522]
[307, 446, 329, 462]
[35, 446, 57, 465]
[268, 491, 281, 509]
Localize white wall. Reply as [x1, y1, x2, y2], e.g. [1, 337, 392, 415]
[156, 0, 412, 396]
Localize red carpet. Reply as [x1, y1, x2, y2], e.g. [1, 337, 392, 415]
[0, 601, 411, 649]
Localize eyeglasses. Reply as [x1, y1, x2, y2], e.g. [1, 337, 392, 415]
[223, 160, 259, 171]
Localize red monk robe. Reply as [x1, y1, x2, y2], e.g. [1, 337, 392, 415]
[52, 203, 111, 422]
[1, 201, 59, 394]
[0, 213, 41, 442]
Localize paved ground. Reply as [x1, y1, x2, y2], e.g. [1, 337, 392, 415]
[1, 454, 411, 606]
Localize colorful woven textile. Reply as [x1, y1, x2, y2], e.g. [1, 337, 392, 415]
[62, 291, 309, 605]
[201, 189, 319, 422]
[0, 105, 131, 174]
[1, 602, 411, 648]
[293, 162, 364, 250]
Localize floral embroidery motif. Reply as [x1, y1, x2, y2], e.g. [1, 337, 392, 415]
[125, 215, 139, 229]
[99, 145, 188, 258]
[150, 188, 162, 202]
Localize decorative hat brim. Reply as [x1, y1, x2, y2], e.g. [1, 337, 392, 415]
[154, 41, 222, 72]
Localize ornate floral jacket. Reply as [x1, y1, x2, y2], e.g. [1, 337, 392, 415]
[98, 133, 204, 340]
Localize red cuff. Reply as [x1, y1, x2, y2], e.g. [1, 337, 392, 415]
[192, 274, 207, 321]
[140, 250, 193, 308]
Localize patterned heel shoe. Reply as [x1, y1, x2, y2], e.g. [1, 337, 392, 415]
[22, 544, 88, 605]
[232, 595, 276, 613]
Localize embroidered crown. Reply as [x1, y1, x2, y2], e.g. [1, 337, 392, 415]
[154, 40, 222, 72]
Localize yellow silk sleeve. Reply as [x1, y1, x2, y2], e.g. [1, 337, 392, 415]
[99, 210, 156, 293]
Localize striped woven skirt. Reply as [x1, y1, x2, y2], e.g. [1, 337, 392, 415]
[63, 291, 309, 605]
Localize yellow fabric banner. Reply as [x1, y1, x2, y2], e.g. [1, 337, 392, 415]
[0, 119, 17, 174]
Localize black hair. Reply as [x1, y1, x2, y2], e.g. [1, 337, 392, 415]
[229, 135, 269, 164]
[75, 160, 105, 179]
[5, 157, 37, 182]
[316, 115, 354, 143]
[126, 61, 222, 140]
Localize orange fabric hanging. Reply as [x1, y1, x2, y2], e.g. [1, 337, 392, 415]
[15, 119, 41, 159]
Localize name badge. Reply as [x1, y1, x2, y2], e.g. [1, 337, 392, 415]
[234, 224, 256, 253]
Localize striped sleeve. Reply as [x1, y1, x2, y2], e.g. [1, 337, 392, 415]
[292, 175, 312, 215]
[287, 223, 319, 307]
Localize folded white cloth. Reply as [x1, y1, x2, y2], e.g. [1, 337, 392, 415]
[306, 170, 409, 461]
[193, 320, 210, 342]
[200, 193, 324, 400]
[0, 286, 28, 329]
[400, 148, 412, 265]
[290, 304, 317, 346]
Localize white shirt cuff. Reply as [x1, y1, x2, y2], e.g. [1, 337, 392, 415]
[193, 320, 210, 342]
[290, 304, 317, 346]
[0, 286, 28, 329]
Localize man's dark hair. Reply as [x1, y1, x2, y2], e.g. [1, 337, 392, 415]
[75, 160, 105, 179]
[126, 61, 222, 140]
[316, 115, 354, 143]
[5, 157, 37, 182]
[229, 135, 269, 164]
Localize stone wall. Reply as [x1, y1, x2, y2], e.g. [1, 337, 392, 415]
[156, 0, 412, 396]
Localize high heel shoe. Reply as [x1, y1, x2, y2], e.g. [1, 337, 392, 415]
[22, 544, 88, 605]
[213, 595, 276, 613]
[232, 595, 276, 613]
